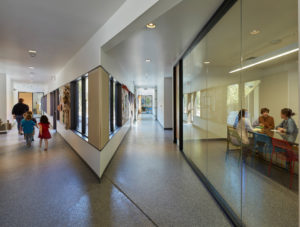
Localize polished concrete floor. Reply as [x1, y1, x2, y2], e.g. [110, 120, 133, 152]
[0, 115, 231, 227]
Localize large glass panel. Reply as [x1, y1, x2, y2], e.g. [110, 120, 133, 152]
[182, 0, 243, 220]
[205, 1, 242, 219]
[183, 36, 209, 178]
[241, 0, 298, 226]
[76, 79, 82, 133]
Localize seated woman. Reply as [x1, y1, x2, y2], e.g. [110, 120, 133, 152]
[236, 109, 254, 145]
[276, 108, 298, 134]
[252, 108, 275, 129]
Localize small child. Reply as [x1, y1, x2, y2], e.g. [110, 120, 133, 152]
[21, 113, 36, 147]
[38, 115, 51, 151]
[25, 111, 38, 141]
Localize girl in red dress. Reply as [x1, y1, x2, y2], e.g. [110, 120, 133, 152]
[38, 115, 51, 151]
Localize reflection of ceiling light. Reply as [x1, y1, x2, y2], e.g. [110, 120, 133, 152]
[203, 61, 210, 64]
[28, 50, 37, 57]
[145, 59, 151, 62]
[229, 48, 299, 73]
[28, 66, 34, 69]
[250, 30, 260, 35]
[146, 23, 156, 29]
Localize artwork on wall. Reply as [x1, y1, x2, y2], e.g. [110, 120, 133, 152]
[121, 85, 130, 125]
[58, 84, 71, 129]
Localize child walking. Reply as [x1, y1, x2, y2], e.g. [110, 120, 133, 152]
[38, 115, 51, 151]
[21, 113, 36, 147]
[25, 111, 38, 141]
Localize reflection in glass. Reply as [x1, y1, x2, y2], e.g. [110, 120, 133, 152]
[181, 0, 298, 226]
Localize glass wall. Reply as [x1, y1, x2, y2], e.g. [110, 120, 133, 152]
[181, 0, 298, 226]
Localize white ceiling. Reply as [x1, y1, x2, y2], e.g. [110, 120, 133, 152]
[0, 0, 126, 82]
[104, 0, 223, 87]
[104, 0, 298, 87]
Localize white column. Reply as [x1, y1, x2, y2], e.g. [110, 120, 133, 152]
[0, 73, 7, 124]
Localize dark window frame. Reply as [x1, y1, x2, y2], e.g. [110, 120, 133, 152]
[71, 75, 88, 138]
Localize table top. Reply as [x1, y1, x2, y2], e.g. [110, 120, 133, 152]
[252, 129, 299, 146]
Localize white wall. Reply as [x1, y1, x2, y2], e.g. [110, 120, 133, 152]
[163, 77, 173, 128]
[0, 73, 7, 124]
[157, 77, 164, 126]
[6, 75, 13, 123]
[157, 77, 173, 129]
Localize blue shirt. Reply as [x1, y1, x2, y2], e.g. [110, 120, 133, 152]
[21, 119, 36, 134]
[276, 118, 298, 134]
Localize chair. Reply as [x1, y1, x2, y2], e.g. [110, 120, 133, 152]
[226, 126, 242, 162]
[253, 133, 272, 156]
[268, 138, 298, 189]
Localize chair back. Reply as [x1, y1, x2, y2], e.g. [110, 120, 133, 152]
[227, 126, 241, 147]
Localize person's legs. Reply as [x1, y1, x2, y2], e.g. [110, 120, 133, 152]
[44, 139, 48, 151]
[25, 134, 32, 147]
[16, 115, 23, 134]
[32, 129, 35, 141]
[39, 139, 42, 148]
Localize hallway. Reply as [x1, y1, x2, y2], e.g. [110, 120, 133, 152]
[0, 117, 231, 226]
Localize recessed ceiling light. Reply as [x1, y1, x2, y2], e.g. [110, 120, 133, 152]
[28, 66, 34, 69]
[28, 50, 37, 57]
[250, 29, 260, 35]
[203, 61, 210, 64]
[145, 59, 151, 62]
[146, 23, 156, 29]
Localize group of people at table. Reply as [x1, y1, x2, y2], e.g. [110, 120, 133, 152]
[233, 108, 298, 145]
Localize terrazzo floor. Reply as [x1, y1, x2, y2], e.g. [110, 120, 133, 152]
[0, 115, 231, 227]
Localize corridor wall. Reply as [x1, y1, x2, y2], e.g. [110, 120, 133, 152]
[88, 67, 109, 150]
[45, 65, 133, 179]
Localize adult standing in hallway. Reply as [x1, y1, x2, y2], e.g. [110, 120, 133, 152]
[12, 98, 29, 135]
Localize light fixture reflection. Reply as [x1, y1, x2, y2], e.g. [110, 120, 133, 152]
[229, 48, 299, 74]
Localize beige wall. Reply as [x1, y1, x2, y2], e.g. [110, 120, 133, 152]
[88, 67, 109, 150]
[19, 92, 33, 111]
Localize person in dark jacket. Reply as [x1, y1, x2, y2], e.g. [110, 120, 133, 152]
[12, 98, 29, 135]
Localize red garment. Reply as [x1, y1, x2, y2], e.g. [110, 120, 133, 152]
[38, 123, 51, 139]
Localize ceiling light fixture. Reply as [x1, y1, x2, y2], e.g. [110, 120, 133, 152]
[28, 50, 37, 57]
[146, 23, 156, 29]
[203, 61, 210, 64]
[28, 66, 34, 69]
[250, 29, 260, 35]
[145, 59, 151, 62]
[229, 48, 299, 74]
